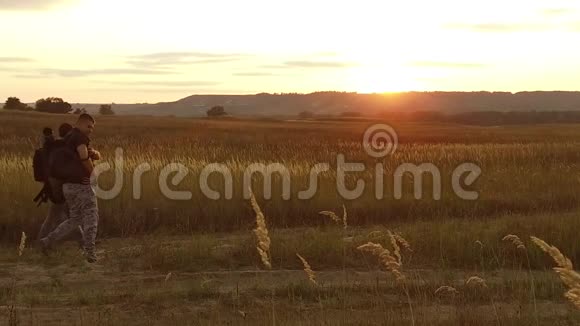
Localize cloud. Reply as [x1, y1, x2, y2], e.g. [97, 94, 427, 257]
[233, 72, 275, 77]
[133, 52, 244, 60]
[283, 60, 356, 68]
[38, 68, 174, 77]
[443, 22, 548, 32]
[12, 74, 50, 79]
[0, 0, 71, 10]
[0, 57, 34, 62]
[127, 51, 250, 67]
[93, 80, 220, 87]
[260, 60, 357, 70]
[410, 61, 487, 69]
[82, 87, 245, 94]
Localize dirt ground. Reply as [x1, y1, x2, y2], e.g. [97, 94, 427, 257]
[1, 237, 579, 325]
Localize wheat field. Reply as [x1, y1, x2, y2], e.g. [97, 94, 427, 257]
[1, 110, 580, 325]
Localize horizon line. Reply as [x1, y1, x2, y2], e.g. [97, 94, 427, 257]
[5, 90, 580, 105]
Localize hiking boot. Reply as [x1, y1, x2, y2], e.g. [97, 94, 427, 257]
[85, 251, 97, 263]
[38, 238, 52, 256]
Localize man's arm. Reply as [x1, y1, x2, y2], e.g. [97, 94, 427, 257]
[88, 147, 101, 160]
[77, 144, 94, 175]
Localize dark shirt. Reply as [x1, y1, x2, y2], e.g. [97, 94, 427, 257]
[63, 128, 91, 183]
[64, 128, 90, 155]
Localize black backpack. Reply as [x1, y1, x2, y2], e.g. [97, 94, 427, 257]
[33, 147, 49, 182]
[32, 139, 67, 205]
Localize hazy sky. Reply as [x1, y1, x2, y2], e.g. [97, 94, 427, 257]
[0, 0, 579, 103]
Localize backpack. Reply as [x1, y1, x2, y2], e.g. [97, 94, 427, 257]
[32, 138, 67, 205]
[33, 147, 49, 182]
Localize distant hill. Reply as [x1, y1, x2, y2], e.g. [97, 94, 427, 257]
[7, 91, 580, 117]
[115, 91, 580, 117]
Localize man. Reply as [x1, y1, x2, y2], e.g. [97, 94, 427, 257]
[40, 114, 101, 263]
[37, 122, 77, 240]
[40, 127, 55, 147]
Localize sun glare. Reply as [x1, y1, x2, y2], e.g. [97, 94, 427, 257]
[349, 67, 423, 94]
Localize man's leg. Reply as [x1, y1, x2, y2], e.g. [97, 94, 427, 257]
[37, 203, 67, 240]
[55, 203, 84, 247]
[78, 184, 99, 263]
[40, 185, 83, 249]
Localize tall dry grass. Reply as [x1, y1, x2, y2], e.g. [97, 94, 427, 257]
[357, 232, 414, 325]
[8, 232, 27, 325]
[250, 189, 271, 269]
[3, 111, 580, 243]
[502, 234, 538, 325]
[531, 236, 580, 309]
[296, 253, 317, 286]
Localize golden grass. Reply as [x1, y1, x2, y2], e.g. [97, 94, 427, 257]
[434, 286, 459, 296]
[318, 205, 347, 229]
[531, 236, 580, 309]
[392, 232, 412, 252]
[4, 112, 580, 324]
[17, 232, 26, 257]
[250, 189, 271, 269]
[387, 231, 402, 265]
[3, 112, 580, 243]
[319, 210, 340, 224]
[502, 234, 526, 250]
[466, 276, 488, 288]
[357, 241, 405, 282]
[530, 236, 573, 269]
[296, 253, 317, 285]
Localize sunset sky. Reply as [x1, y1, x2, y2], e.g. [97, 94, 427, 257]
[0, 0, 579, 103]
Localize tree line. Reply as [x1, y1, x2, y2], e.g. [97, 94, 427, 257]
[298, 110, 580, 125]
[2, 97, 115, 115]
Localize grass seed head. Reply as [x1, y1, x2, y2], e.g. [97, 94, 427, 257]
[531, 236, 580, 310]
[250, 189, 271, 269]
[435, 286, 459, 296]
[319, 210, 341, 225]
[341, 204, 348, 229]
[393, 233, 412, 252]
[357, 242, 405, 282]
[17, 232, 26, 257]
[503, 234, 526, 250]
[296, 253, 317, 285]
[387, 231, 402, 265]
[531, 236, 573, 269]
[466, 276, 488, 288]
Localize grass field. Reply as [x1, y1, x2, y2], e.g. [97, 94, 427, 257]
[1, 110, 580, 325]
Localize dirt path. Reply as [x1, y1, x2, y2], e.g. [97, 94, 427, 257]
[0, 238, 578, 325]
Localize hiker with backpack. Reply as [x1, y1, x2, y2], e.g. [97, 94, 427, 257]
[35, 122, 81, 241]
[39, 113, 101, 263]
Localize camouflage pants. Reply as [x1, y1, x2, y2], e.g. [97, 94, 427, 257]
[45, 183, 99, 259]
[37, 202, 84, 244]
[37, 202, 68, 240]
